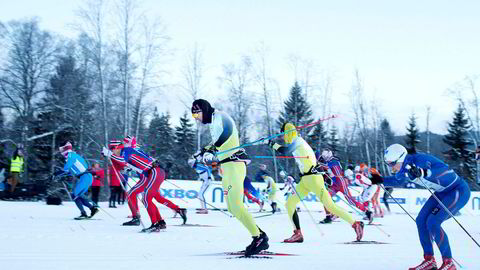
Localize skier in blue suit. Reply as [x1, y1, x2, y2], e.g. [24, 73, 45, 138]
[383, 144, 470, 270]
[57, 142, 98, 220]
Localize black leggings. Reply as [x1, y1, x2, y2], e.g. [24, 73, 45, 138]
[91, 186, 101, 205]
[109, 186, 122, 206]
[383, 187, 394, 212]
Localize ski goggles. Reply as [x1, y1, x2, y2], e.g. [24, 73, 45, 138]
[385, 159, 400, 167]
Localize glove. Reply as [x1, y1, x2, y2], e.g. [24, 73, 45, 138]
[324, 177, 332, 187]
[126, 163, 143, 174]
[53, 170, 65, 177]
[193, 149, 203, 159]
[370, 174, 384, 184]
[202, 152, 217, 166]
[267, 140, 275, 148]
[406, 164, 423, 180]
[102, 147, 112, 158]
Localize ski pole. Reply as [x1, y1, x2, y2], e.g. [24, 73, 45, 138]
[379, 185, 416, 221]
[61, 179, 74, 201]
[412, 169, 480, 249]
[336, 189, 391, 237]
[109, 158, 146, 229]
[380, 181, 464, 268]
[252, 156, 309, 159]
[291, 183, 325, 237]
[162, 180, 190, 204]
[216, 114, 338, 156]
[320, 174, 391, 237]
[164, 180, 232, 217]
[197, 198, 233, 218]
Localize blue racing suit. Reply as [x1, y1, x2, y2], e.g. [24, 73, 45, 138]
[61, 152, 94, 214]
[384, 153, 470, 259]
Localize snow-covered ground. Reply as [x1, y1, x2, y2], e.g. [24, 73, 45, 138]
[1, 201, 479, 270]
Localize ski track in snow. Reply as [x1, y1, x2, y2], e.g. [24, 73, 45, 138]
[0, 201, 479, 270]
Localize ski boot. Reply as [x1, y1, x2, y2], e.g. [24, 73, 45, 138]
[141, 222, 157, 233]
[439, 258, 455, 270]
[141, 220, 167, 233]
[177, 208, 187, 224]
[271, 202, 277, 214]
[319, 215, 333, 224]
[283, 229, 304, 243]
[258, 201, 265, 212]
[74, 212, 89, 220]
[245, 229, 269, 256]
[409, 255, 437, 270]
[352, 221, 364, 241]
[365, 210, 373, 224]
[90, 207, 99, 218]
[122, 216, 140, 226]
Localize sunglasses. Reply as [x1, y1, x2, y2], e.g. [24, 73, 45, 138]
[192, 109, 202, 118]
[385, 160, 398, 167]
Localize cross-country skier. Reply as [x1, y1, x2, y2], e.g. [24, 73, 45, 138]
[103, 136, 186, 232]
[256, 171, 278, 213]
[316, 149, 373, 224]
[279, 170, 297, 199]
[268, 123, 364, 243]
[344, 164, 355, 185]
[243, 176, 264, 210]
[368, 168, 384, 218]
[188, 155, 214, 214]
[191, 98, 269, 256]
[383, 144, 470, 270]
[57, 142, 98, 220]
[353, 164, 377, 224]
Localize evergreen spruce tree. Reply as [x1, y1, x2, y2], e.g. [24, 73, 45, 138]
[277, 81, 314, 137]
[277, 82, 313, 174]
[32, 55, 89, 178]
[379, 118, 395, 175]
[307, 122, 328, 152]
[380, 119, 395, 145]
[328, 125, 340, 155]
[443, 105, 475, 184]
[147, 109, 177, 177]
[174, 111, 196, 179]
[405, 113, 421, 151]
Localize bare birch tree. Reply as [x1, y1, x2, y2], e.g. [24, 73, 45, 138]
[112, 0, 142, 137]
[180, 43, 205, 150]
[0, 19, 58, 181]
[349, 69, 371, 166]
[132, 17, 169, 138]
[75, 0, 109, 147]
[250, 43, 281, 179]
[220, 56, 253, 144]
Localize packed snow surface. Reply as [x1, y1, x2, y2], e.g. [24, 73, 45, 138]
[0, 201, 478, 270]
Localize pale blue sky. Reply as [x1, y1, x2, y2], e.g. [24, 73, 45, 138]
[2, 0, 480, 135]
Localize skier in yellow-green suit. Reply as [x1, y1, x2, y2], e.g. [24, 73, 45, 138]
[256, 171, 278, 213]
[191, 99, 269, 256]
[268, 122, 365, 243]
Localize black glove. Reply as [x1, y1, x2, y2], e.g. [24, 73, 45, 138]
[324, 177, 332, 187]
[267, 140, 275, 148]
[407, 164, 423, 180]
[370, 174, 384, 184]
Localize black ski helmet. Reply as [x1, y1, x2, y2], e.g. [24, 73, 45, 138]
[192, 99, 215, 124]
